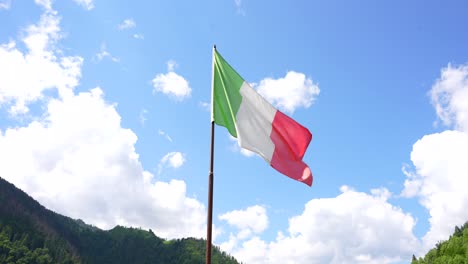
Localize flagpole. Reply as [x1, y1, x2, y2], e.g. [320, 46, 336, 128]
[206, 120, 214, 264]
[206, 44, 216, 264]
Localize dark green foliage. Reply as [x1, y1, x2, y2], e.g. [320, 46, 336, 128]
[0, 226, 53, 264]
[0, 177, 240, 264]
[412, 222, 468, 264]
[0, 177, 79, 263]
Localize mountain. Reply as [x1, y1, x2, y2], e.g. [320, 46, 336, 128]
[0, 177, 240, 264]
[411, 222, 468, 264]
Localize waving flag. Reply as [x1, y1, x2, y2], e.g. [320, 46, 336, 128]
[211, 48, 313, 186]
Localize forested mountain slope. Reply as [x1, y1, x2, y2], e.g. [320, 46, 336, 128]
[0, 177, 239, 264]
[412, 222, 468, 264]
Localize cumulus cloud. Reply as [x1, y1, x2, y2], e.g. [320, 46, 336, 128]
[94, 43, 119, 63]
[219, 205, 268, 254]
[35, 0, 52, 10]
[222, 187, 419, 264]
[158, 151, 186, 174]
[0, 8, 82, 115]
[430, 64, 468, 132]
[72, 0, 94, 10]
[0, 89, 206, 239]
[118, 18, 136, 30]
[152, 61, 192, 101]
[219, 205, 268, 234]
[408, 130, 468, 250]
[402, 63, 468, 252]
[400, 164, 421, 198]
[254, 71, 320, 114]
[0, 3, 207, 240]
[160, 151, 185, 168]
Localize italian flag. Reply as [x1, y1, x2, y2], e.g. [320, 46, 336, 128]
[211, 48, 313, 186]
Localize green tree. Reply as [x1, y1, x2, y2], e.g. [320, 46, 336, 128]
[412, 221, 468, 264]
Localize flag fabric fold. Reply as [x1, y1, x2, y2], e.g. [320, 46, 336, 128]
[211, 48, 313, 186]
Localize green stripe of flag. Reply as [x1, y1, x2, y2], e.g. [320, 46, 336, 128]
[212, 49, 244, 137]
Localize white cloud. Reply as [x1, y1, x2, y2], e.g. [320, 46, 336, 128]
[222, 187, 419, 264]
[133, 33, 144, 40]
[152, 61, 192, 101]
[0, 89, 206, 239]
[400, 164, 421, 198]
[0, 6, 82, 115]
[402, 63, 468, 253]
[254, 71, 320, 114]
[406, 130, 468, 251]
[34, 0, 52, 11]
[118, 18, 136, 30]
[0, 0, 11, 10]
[219, 233, 238, 253]
[161, 151, 185, 168]
[370, 187, 392, 200]
[158, 129, 173, 142]
[158, 151, 186, 174]
[0, 5, 207, 240]
[94, 43, 119, 63]
[219, 205, 268, 234]
[218, 205, 268, 255]
[72, 0, 94, 10]
[117, 19, 143, 39]
[234, 237, 268, 263]
[430, 64, 468, 132]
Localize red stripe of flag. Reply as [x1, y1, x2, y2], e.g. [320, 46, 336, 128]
[270, 110, 313, 186]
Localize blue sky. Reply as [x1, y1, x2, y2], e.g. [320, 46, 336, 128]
[1, 0, 468, 263]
